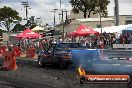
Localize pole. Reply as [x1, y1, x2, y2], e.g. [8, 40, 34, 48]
[54, 11, 56, 29]
[25, 3, 28, 20]
[100, 14, 102, 34]
[21, 1, 30, 20]
[50, 9, 58, 38]
[65, 11, 68, 20]
[114, 0, 119, 26]
[60, 0, 62, 9]
[98, 9, 102, 34]
[21, 1, 31, 27]
[62, 10, 65, 41]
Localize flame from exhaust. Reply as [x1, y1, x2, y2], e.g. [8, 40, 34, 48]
[78, 66, 86, 76]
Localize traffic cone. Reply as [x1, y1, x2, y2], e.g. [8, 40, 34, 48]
[2, 56, 10, 70]
[13, 46, 21, 57]
[9, 52, 17, 70]
[2, 51, 17, 71]
[26, 46, 36, 58]
[31, 47, 36, 58]
[10, 59, 17, 70]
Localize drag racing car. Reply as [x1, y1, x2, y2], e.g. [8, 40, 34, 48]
[37, 42, 82, 69]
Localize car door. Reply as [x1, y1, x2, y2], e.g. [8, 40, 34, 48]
[46, 44, 56, 63]
[48, 45, 58, 63]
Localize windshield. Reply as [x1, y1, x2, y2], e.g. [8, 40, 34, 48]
[56, 43, 81, 49]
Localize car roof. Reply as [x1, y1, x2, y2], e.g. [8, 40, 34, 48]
[60, 42, 79, 44]
[52, 42, 79, 45]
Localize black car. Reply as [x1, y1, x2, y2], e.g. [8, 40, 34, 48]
[37, 42, 82, 69]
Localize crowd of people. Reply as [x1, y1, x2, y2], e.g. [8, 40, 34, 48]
[65, 32, 132, 49]
[4, 32, 132, 52]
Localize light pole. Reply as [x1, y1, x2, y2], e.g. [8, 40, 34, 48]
[62, 9, 64, 41]
[114, 0, 119, 26]
[99, 11, 102, 34]
[50, 9, 58, 37]
[21, 1, 31, 20]
[96, 7, 102, 34]
[60, 0, 62, 9]
[61, 9, 68, 41]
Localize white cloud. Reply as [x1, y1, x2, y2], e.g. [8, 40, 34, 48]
[0, 0, 132, 26]
[108, 0, 132, 16]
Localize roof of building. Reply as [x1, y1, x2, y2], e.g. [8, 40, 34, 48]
[93, 24, 132, 33]
[76, 18, 114, 22]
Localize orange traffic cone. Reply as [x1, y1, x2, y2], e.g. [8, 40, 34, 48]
[26, 46, 36, 58]
[30, 47, 36, 58]
[13, 46, 21, 57]
[2, 51, 17, 70]
[10, 52, 17, 70]
[2, 56, 10, 70]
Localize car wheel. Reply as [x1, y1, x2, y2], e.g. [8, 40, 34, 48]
[38, 61, 46, 67]
[37, 57, 45, 67]
[38, 60, 42, 66]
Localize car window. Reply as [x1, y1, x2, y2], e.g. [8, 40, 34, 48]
[56, 43, 80, 49]
[48, 45, 55, 53]
[70, 43, 80, 48]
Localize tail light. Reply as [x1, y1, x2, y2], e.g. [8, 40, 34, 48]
[62, 52, 72, 59]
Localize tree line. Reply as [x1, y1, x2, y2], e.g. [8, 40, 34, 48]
[70, 0, 110, 18]
[0, 6, 37, 32]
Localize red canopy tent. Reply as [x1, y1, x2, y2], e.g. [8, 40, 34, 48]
[16, 28, 41, 39]
[70, 24, 99, 36]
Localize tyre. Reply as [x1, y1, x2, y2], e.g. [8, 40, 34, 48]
[38, 60, 46, 67]
[37, 57, 46, 67]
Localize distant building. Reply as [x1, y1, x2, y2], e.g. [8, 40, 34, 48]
[63, 18, 114, 33]
[69, 10, 132, 26]
[55, 10, 132, 36]
[109, 15, 132, 25]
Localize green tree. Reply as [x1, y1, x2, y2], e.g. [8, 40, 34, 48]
[70, 0, 110, 18]
[12, 24, 25, 32]
[0, 6, 21, 31]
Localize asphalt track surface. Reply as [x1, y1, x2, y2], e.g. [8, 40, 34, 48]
[0, 59, 130, 88]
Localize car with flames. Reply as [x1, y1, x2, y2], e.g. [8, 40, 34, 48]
[37, 42, 82, 69]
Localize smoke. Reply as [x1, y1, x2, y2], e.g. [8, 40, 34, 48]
[71, 49, 132, 74]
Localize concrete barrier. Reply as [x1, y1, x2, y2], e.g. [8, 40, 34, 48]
[113, 44, 132, 49]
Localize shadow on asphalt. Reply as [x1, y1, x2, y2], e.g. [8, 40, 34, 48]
[31, 64, 64, 71]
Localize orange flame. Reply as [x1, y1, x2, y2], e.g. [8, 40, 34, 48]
[78, 66, 86, 76]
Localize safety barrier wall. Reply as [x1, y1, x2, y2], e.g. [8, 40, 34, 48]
[113, 44, 132, 49]
[102, 49, 132, 59]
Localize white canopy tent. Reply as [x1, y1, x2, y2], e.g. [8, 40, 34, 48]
[93, 24, 132, 33]
[32, 26, 44, 31]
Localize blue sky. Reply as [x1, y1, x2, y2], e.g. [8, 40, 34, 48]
[0, 0, 132, 26]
